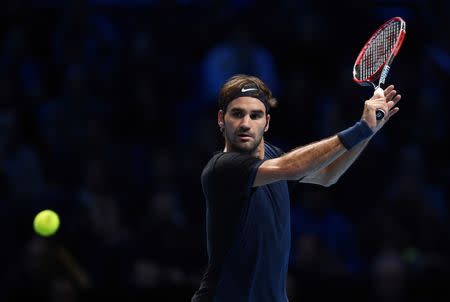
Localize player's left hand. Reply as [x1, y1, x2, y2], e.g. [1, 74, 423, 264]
[362, 84, 401, 132]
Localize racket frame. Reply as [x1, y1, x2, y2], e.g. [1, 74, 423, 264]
[353, 16, 406, 89]
[352, 16, 406, 119]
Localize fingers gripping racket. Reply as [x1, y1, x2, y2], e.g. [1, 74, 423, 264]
[353, 16, 406, 120]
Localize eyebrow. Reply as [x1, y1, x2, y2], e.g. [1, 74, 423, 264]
[229, 108, 265, 115]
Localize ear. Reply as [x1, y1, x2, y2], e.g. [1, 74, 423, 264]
[264, 114, 271, 132]
[218, 110, 224, 128]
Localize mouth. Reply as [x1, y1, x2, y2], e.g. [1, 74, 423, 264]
[237, 133, 253, 141]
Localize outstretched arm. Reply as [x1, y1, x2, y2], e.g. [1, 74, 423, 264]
[301, 85, 401, 186]
[254, 85, 401, 187]
[255, 135, 348, 187]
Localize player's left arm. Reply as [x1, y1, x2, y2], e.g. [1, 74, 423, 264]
[300, 85, 401, 186]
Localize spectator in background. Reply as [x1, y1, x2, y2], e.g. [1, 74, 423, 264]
[0, 25, 46, 205]
[290, 186, 362, 279]
[75, 158, 133, 289]
[313, 94, 345, 139]
[48, 278, 78, 302]
[199, 22, 279, 106]
[129, 185, 197, 300]
[0, 106, 46, 204]
[138, 189, 189, 273]
[50, 0, 121, 68]
[385, 144, 448, 224]
[36, 63, 112, 187]
[384, 144, 450, 271]
[49, 0, 122, 110]
[128, 257, 162, 300]
[0, 25, 44, 100]
[124, 31, 158, 80]
[360, 143, 450, 301]
[369, 246, 408, 302]
[116, 75, 159, 146]
[3, 237, 62, 301]
[0, 75, 46, 206]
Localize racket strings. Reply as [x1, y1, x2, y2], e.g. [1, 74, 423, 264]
[360, 21, 401, 80]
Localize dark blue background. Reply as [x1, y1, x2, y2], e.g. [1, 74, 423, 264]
[1, 0, 449, 301]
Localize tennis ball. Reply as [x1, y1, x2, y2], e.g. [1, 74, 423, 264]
[33, 209, 60, 237]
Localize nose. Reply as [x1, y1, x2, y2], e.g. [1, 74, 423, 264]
[239, 115, 251, 131]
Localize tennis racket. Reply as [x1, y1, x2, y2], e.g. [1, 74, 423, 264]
[353, 16, 406, 120]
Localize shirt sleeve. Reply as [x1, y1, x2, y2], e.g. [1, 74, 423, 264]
[205, 152, 264, 199]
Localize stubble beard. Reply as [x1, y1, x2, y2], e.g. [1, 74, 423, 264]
[225, 130, 264, 154]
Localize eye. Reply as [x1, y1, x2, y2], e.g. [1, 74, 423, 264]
[231, 111, 244, 118]
[250, 112, 263, 119]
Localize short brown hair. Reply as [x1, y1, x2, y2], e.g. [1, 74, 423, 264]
[218, 74, 278, 113]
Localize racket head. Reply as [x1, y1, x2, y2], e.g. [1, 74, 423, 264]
[353, 16, 406, 87]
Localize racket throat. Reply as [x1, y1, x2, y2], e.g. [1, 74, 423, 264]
[378, 65, 391, 88]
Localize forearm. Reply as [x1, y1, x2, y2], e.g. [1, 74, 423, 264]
[301, 137, 371, 186]
[274, 135, 347, 180]
[255, 121, 374, 187]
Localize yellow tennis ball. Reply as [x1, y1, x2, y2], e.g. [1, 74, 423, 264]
[33, 209, 60, 237]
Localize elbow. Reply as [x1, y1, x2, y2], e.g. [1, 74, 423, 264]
[324, 175, 341, 187]
[287, 169, 309, 182]
[317, 167, 340, 187]
[317, 174, 339, 187]
[296, 172, 338, 187]
[322, 179, 337, 187]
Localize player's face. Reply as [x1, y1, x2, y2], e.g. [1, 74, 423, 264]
[219, 97, 270, 154]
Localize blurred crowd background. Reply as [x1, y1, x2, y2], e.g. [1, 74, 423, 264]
[1, 0, 449, 301]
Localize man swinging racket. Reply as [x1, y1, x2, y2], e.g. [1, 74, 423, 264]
[191, 74, 401, 302]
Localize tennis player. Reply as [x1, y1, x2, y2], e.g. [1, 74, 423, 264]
[191, 74, 401, 302]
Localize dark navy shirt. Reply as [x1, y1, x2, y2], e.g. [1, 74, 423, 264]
[192, 142, 291, 302]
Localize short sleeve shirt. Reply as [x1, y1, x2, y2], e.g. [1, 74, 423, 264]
[192, 143, 291, 302]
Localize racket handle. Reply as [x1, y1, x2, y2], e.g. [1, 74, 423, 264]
[376, 109, 385, 120]
[374, 87, 385, 120]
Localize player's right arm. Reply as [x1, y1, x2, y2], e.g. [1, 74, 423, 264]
[254, 86, 400, 187]
[298, 86, 400, 186]
[254, 135, 347, 187]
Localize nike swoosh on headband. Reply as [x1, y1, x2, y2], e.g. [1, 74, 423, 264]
[241, 87, 258, 93]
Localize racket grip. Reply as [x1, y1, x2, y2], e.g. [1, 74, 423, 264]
[376, 109, 385, 120]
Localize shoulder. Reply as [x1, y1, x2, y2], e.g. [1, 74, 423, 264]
[202, 151, 263, 179]
[264, 142, 285, 159]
